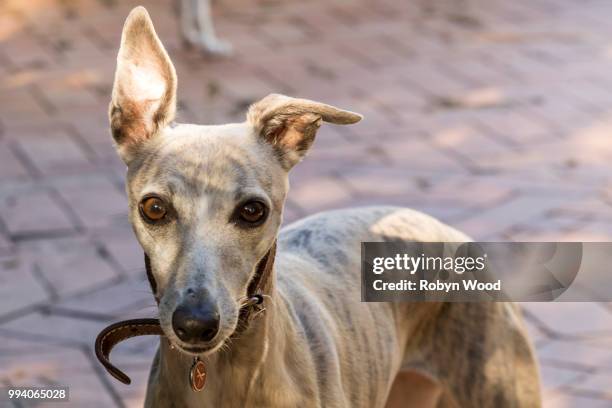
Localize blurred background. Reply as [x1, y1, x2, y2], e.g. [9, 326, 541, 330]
[1, 0, 612, 406]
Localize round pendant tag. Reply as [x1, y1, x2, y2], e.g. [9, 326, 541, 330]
[190, 359, 207, 392]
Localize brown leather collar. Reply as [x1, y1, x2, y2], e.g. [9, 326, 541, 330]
[95, 241, 277, 385]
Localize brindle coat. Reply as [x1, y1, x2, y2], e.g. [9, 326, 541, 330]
[110, 7, 541, 407]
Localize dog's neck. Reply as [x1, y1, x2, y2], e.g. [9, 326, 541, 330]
[148, 240, 293, 406]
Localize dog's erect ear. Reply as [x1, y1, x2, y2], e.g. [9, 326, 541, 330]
[247, 94, 362, 169]
[109, 6, 177, 163]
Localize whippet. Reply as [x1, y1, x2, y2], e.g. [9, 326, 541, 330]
[104, 7, 541, 407]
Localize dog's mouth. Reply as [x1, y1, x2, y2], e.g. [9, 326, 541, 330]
[169, 336, 225, 356]
[176, 343, 216, 355]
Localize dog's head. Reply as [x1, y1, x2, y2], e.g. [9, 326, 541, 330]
[110, 7, 361, 354]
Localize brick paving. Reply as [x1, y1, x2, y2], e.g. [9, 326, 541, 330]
[1, 0, 612, 406]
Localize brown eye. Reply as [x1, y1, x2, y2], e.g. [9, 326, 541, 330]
[140, 196, 168, 223]
[238, 201, 267, 226]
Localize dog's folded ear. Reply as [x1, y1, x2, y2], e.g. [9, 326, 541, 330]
[109, 6, 177, 163]
[247, 94, 363, 169]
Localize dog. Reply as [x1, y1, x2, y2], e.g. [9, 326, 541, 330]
[109, 7, 541, 407]
[180, 0, 232, 55]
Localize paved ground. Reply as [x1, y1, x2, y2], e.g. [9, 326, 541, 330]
[1, 0, 612, 406]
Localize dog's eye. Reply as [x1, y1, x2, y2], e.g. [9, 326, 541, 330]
[140, 196, 168, 223]
[237, 201, 267, 225]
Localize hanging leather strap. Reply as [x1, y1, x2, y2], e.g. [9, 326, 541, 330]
[94, 241, 277, 385]
[95, 318, 163, 384]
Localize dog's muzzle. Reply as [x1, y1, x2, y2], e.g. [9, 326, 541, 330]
[94, 241, 277, 389]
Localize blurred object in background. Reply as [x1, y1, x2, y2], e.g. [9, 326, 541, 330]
[180, 0, 232, 56]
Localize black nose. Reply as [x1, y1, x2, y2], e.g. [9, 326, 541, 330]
[172, 296, 220, 344]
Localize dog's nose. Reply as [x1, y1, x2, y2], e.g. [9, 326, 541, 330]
[172, 298, 220, 344]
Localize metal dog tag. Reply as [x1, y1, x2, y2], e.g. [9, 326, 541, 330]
[190, 358, 207, 392]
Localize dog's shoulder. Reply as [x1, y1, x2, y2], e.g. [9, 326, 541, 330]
[274, 205, 472, 294]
